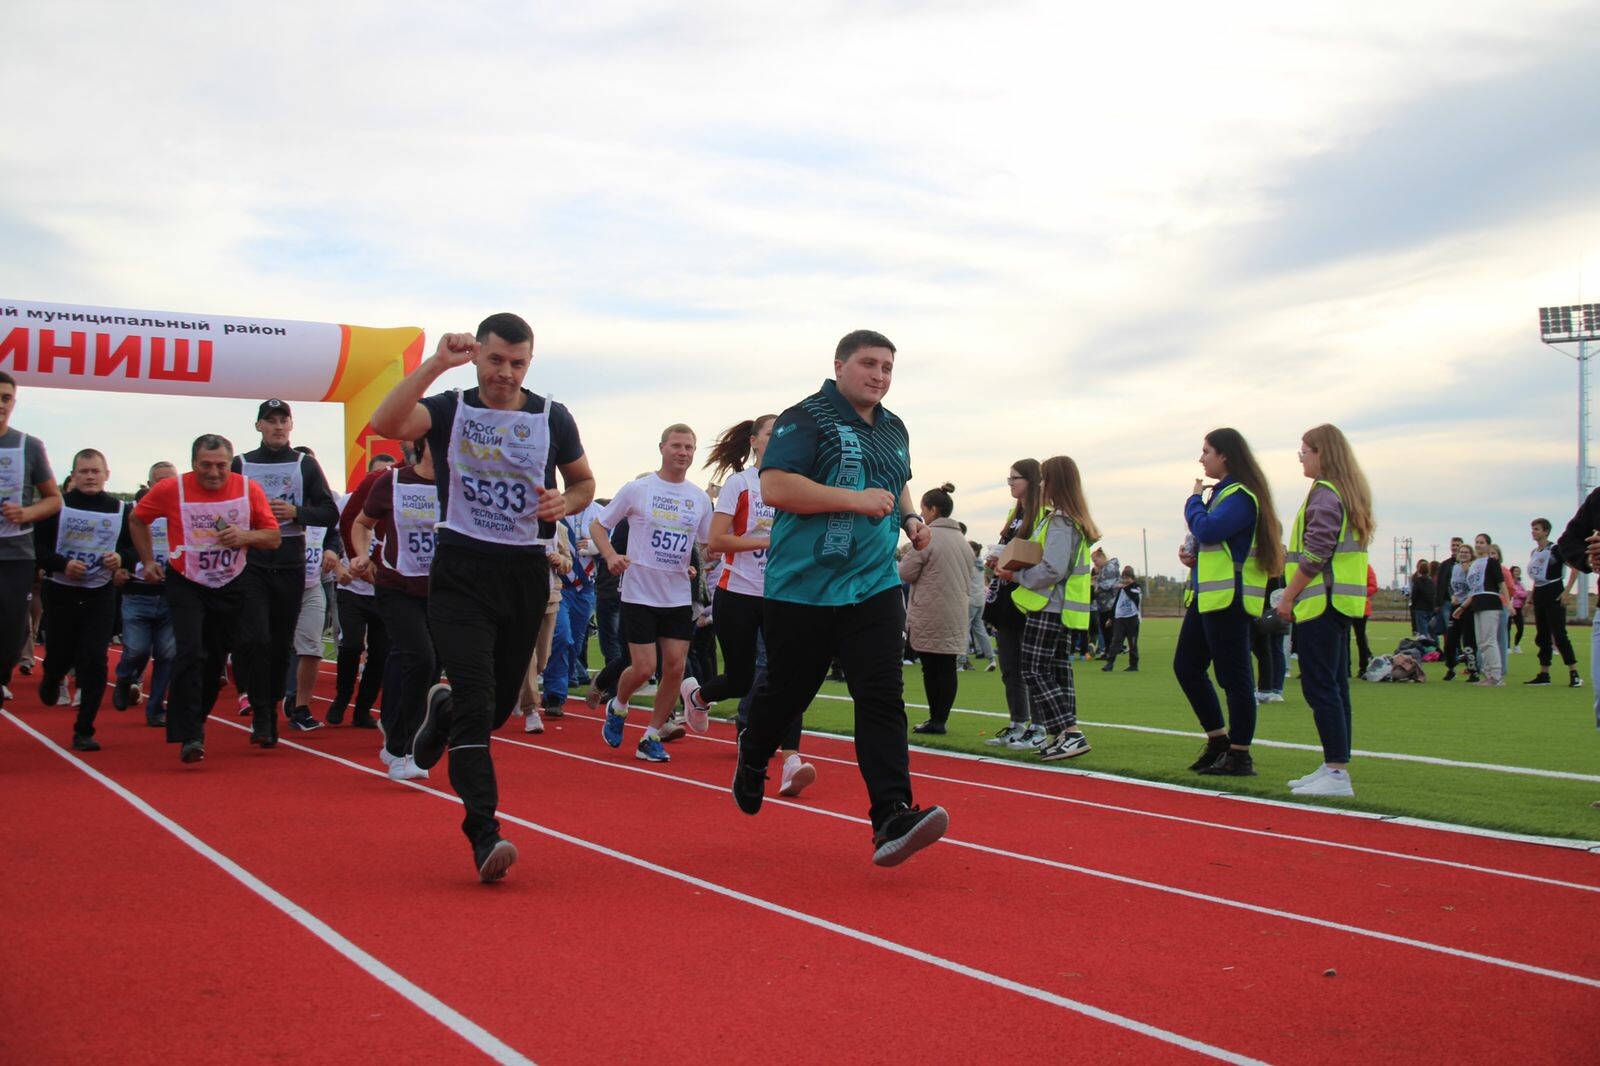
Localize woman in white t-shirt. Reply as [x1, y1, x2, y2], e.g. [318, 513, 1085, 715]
[681, 416, 816, 797]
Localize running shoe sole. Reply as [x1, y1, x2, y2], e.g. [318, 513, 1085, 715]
[477, 840, 518, 883]
[871, 807, 949, 868]
[777, 762, 816, 797]
[413, 684, 452, 770]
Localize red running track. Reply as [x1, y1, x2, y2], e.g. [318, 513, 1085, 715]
[3, 663, 1598, 1064]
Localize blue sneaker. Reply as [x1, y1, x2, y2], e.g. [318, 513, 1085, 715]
[635, 735, 670, 763]
[602, 700, 627, 749]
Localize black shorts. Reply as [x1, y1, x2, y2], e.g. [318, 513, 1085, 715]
[621, 601, 695, 645]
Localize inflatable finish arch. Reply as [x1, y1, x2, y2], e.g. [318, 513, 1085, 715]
[0, 299, 423, 490]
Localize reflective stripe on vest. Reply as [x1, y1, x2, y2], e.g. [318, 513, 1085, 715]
[1188, 483, 1268, 616]
[1285, 481, 1368, 621]
[1060, 541, 1094, 630]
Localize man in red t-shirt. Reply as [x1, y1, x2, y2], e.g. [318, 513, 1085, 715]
[131, 434, 280, 763]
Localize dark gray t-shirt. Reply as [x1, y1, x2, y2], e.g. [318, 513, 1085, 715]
[0, 427, 55, 562]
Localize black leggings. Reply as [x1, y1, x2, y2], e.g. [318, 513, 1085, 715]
[700, 588, 762, 703]
[917, 651, 959, 725]
[1443, 609, 1477, 670]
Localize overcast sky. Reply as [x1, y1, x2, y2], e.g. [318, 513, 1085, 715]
[3, 1, 1598, 582]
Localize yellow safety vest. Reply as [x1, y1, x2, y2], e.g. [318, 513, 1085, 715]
[1285, 479, 1368, 622]
[1184, 482, 1268, 615]
[1010, 511, 1094, 629]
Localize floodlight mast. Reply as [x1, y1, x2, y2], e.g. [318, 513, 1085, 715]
[1538, 303, 1600, 620]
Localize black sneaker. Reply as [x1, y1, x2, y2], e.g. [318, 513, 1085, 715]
[1198, 749, 1257, 776]
[1570, 672, 1584, 689]
[1524, 674, 1551, 685]
[413, 684, 453, 771]
[180, 740, 205, 764]
[112, 679, 132, 711]
[288, 707, 325, 732]
[1124, 666, 1139, 672]
[911, 720, 946, 735]
[731, 732, 769, 816]
[145, 709, 166, 728]
[324, 700, 348, 726]
[1039, 730, 1091, 761]
[350, 711, 378, 729]
[871, 804, 949, 867]
[1443, 669, 1456, 681]
[1188, 735, 1230, 772]
[39, 676, 62, 706]
[543, 698, 565, 719]
[71, 733, 101, 752]
[1100, 662, 1114, 672]
[474, 837, 518, 884]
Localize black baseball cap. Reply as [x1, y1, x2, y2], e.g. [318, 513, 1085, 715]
[257, 398, 293, 420]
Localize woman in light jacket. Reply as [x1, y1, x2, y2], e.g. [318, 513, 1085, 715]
[995, 455, 1099, 761]
[900, 483, 975, 735]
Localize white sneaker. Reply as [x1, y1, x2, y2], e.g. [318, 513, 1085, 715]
[524, 707, 544, 734]
[388, 755, 429, 781]
[1287, 763, 1329, 788]
[1292, 768, 1353, 797]
[1, 685, 10, 701]
[778, 754, 816, 797]
[1007, 724, 1047, 750]
[679, 677, 710, 733]
[1253, 690, 1267, 703]
[379, 747, 397, 768]
[985, 722, 1022, 747]
[71, 688, 81, 707]
[1262, 691, 1285, 703]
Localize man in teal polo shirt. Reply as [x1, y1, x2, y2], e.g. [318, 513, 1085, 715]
[731, 329, 949, 867]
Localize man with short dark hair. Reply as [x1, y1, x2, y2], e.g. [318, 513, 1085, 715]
[33, 449, 126, 749]
[1528, 517, 1581, 687]
[372, 313, 594, 883]
[232, 400, 341, 738]
[0, 371, 62, 707]
[732, 329, 948, 867]
[131, 435, 281, 763]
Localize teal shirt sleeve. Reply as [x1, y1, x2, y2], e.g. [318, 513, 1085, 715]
[760, 408, 820, 477]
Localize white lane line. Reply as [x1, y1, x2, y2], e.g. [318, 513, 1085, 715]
[491, 732, 1600, 991]
[193, 715, 1265, 1065]
[2, 710, 535, 1066]
[561, 707, 1600, 868]
[306, 660, 1600, 847]
[812, 693, 1600, 784]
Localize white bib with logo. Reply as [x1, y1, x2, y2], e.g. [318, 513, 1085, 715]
[438, 391, 551, 548]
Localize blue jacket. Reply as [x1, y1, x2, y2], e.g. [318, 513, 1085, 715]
[1185, 475, 1257, 588]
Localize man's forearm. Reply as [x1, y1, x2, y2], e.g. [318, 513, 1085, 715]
[372, 355, 450, 437]
[762, 470, 858, 515]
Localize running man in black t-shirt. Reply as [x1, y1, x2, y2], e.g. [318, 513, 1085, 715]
[372, 313, 594, 883]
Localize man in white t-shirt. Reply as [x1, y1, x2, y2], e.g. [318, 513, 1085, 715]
[591, 425, 714, 763]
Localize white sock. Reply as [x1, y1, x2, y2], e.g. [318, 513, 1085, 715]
[644, 727, 660, 740]
[609, 697, 627, 716]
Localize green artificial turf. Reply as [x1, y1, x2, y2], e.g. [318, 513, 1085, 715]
[759, 619, 1600, 842]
